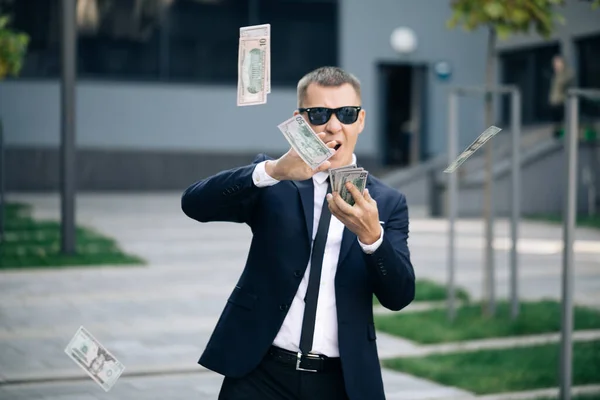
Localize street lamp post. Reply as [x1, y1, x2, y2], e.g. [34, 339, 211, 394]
[61, 0, 77, 254]
[559, 88, 600, 400]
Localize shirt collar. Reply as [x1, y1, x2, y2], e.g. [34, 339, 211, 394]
[313, 153, 357, 185]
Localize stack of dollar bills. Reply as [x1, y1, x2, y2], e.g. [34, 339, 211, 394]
[329, 165, 368, 206]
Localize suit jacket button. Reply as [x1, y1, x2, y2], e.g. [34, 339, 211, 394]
[279, 304, 288, 311]
[294, 270, 302, 278]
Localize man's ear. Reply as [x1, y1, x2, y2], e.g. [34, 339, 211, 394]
[357, 109, 366, 134]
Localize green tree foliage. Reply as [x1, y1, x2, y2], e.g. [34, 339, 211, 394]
[0, 15, 29, 80]
[447, 0, 566, 40]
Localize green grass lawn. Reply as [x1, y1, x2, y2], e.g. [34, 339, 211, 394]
[382, 340, 600, 395]
[536, 396, 600, 400]
[525, 213, 600, 230]
[1, 202, 144, 269]
[374, 279, 470, 305]
[375, 300, 600, 344]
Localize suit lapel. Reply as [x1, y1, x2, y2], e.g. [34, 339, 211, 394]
[292, 179, 315, 243]
[337, 228, 355, 269]
[337, 176, 375, 267]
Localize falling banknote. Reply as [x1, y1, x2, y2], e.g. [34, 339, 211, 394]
[277, 115, 334, 170]
[240, 24, 270, 94]
[237, 35, 269, 106]
[237, 23, 270, 106]
[64, 326, 125, 392]
[443, 125, 502, 173]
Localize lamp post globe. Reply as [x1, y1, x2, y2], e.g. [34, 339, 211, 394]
[390, 27, 417, 54]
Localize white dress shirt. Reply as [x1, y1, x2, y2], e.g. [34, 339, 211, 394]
[251, 155, 384, 357]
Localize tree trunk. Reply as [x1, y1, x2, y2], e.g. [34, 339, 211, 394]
[482, 27, 496, 317]
[0, 117, 5, 243]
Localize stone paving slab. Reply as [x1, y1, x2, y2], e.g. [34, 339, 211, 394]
[471, 384, 600, 400]
[0, 369, 473, 400]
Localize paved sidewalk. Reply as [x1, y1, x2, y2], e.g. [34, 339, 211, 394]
[1, 192, 599, 399]
[10, 193, 600, 306]
[0, 265, 471, 400]
[469, 384, 600, 400]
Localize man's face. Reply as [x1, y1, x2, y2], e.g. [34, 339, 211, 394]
[91, 354, 105, 372]
[553, 56, 564, 72]
[295, 83, 366, 170]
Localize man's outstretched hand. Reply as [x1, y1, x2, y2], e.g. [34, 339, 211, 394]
[265, 132, 337, 181]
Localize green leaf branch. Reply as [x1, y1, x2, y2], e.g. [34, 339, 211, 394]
[447, 0, 566, 40]
[0, 15, 30, 81]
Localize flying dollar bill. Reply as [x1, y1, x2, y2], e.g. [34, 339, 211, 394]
[443, 125, 502, 173]
[240, 24, 270, 94]
[338, 171, 369, 206]
[64, 326, 125, 392]
[277, 115, 334, 170]
[237, 36, 268, 106]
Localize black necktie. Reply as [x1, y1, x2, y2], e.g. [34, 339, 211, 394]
[299, 179, 332, 355]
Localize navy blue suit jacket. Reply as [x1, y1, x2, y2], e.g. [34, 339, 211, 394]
[181, 154, 415, 400]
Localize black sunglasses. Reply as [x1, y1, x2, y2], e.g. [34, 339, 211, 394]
[298, 106, 362, 125]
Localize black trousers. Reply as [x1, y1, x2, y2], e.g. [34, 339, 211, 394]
[550, 104, 565, 138]
[550, 104, 564, 123]
[217, 349, 349, 400]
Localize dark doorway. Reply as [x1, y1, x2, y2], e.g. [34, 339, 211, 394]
[499, 43, 560, 125]
[577, 33, 600, 118]
[379, 63, 427, 167]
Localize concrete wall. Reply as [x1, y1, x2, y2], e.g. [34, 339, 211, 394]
[0, 80, 298, 152]
[0, 81, 306, 191]
[0, 0, 550, 191]
[1, 0, 489, 152]
[441, 142, 600, 217]
[341, 0, 488, 157]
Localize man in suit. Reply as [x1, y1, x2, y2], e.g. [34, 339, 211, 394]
[181, 66, 415, 400]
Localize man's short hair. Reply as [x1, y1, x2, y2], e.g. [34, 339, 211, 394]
[297, 66, 361, 107]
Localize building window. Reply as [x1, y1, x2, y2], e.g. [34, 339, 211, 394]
[1, 0, 338, 86]
[576, 33, 600, 118]
[166, 0, 250, 84]
[259, 0, 337, 86]
[500, 43, 560, 125]
[1, 0, 61, 77]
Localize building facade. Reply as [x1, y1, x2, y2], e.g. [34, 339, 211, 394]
[0, 0, 598, 191]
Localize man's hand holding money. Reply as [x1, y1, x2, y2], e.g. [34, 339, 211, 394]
[265, 132, 338, 181]
[327, 183, 381, 245]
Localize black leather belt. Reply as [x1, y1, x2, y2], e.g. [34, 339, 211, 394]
[266, 346, 342, 373]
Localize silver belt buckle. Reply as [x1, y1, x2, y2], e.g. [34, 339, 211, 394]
[296, 352, 319, 372]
